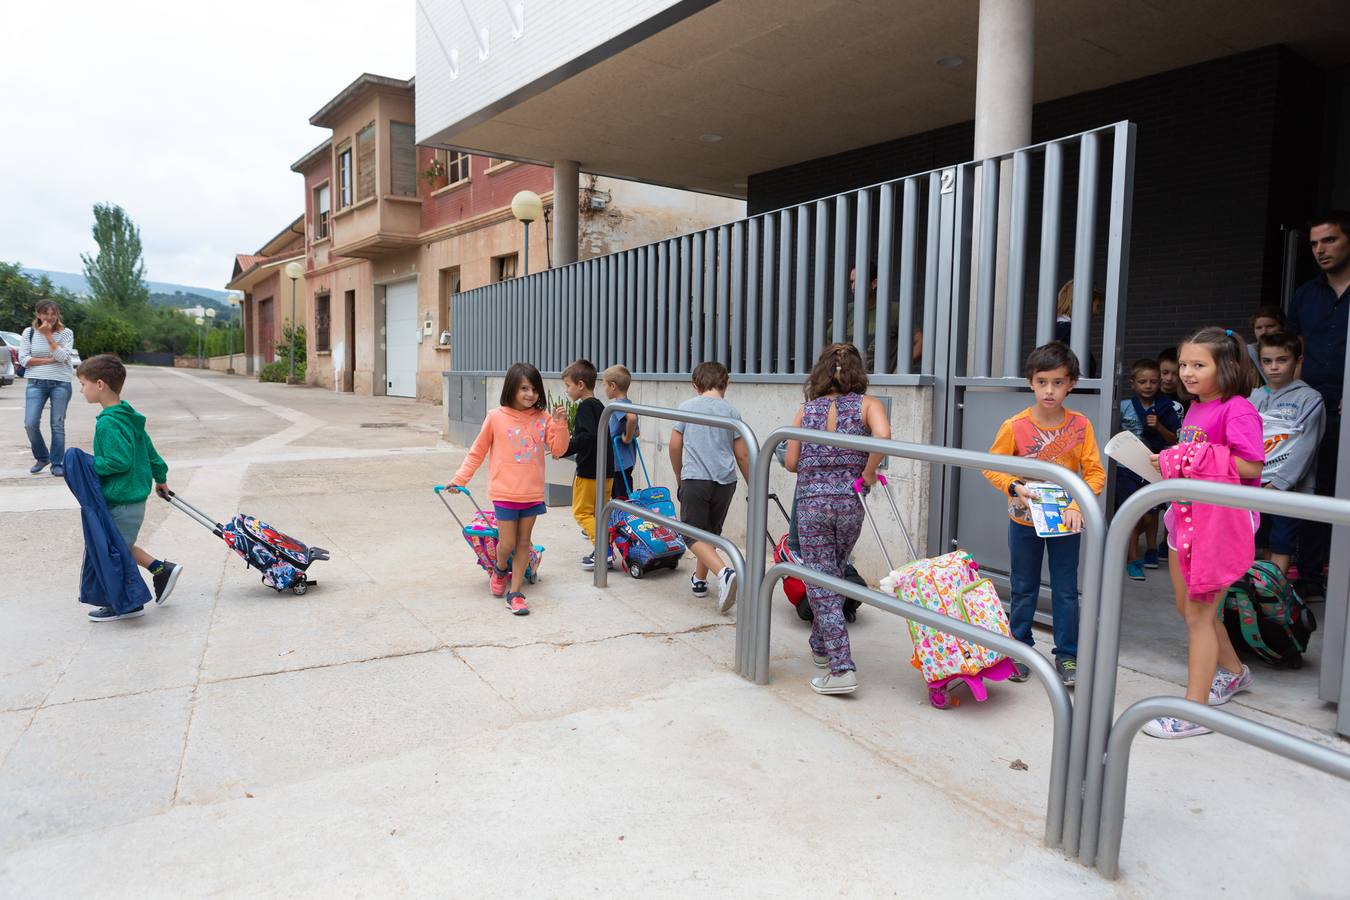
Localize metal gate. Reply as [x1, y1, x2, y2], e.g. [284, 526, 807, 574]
[931, 122, 1136, 611]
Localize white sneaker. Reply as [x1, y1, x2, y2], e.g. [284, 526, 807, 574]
[810, 670, 857, 695]
[812, 654, 829, 668]
[716, 566, 737, 613]
[1208, 664, 1254, 706]
[1142, 716, 1212, 739]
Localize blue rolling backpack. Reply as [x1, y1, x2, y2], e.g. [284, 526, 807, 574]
[607, 436, 686, 579]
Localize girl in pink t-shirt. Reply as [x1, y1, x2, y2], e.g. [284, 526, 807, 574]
[451, 363, 569, 615]
[1146, 328, 1264, 739]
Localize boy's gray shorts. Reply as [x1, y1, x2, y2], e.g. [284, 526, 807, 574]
[108, 501, 146, 548]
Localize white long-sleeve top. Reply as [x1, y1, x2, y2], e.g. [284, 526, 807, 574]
[19, 326, 75, 382]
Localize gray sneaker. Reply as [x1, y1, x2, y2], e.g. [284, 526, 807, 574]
[1208, 664, 1253, 706]
[810, 670, 858, 695]
[88, 605, 145, 622]
[812, 654, 829, 669]
[1056, 657, 1077, 688]
[716, 566, 738, 613]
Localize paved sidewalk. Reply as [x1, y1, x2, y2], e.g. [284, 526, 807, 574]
[1, 369, 1346, 896]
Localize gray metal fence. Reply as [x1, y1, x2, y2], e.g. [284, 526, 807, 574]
[746, 426, 1105, 850]
[759, 560, 1073, 847]
[450, 125, 1132, 393]
[1095, 696, 1350, 879]
[1079, 479, 1350, 874]
[593, 401, 760, 677]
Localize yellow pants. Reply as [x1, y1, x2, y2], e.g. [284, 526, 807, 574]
[572, 475, 612, 542]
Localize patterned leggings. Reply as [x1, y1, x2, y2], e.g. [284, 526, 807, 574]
[797, 493, 864, 674]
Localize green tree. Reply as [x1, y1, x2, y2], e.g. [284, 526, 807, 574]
[0, 261, 84, 333]
[80, 203, 150, 311]
[78, 306, 140, 358]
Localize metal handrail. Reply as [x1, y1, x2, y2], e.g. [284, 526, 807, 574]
[1096, 697, 1350, 879]
[760, 562, 1073, 847]
[748, 425, 1105, 850]
[595, 400, 761, 677]
[1078, 479, 1350, 869]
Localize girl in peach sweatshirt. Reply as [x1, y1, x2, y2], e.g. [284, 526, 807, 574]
[451, 363, 569, 615]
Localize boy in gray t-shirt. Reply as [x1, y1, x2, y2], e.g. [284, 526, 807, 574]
[669, 361, 749, 613]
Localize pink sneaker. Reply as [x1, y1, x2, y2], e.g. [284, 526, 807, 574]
[489, 567, 508, 597]
[505, 592, 530, 616]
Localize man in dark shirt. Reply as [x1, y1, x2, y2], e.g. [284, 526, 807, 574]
[1286, 210, 1350, 596]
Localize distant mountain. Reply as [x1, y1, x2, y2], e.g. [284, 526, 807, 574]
[21, 267, 232, 302]
[149, 291, 237, 317]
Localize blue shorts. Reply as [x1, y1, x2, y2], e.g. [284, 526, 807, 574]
[1256, 512, 1300, 556]
[493, 502, 546, 522]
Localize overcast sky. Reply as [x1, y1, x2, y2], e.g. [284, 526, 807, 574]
[0, 0, 414, 290]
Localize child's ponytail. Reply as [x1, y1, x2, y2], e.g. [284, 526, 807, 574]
[1178, 326, 1256, 401]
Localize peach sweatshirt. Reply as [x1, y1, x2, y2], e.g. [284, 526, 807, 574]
[452, 406, 569, 504]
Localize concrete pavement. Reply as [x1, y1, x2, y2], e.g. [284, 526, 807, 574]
[1, 368, 1347, 897]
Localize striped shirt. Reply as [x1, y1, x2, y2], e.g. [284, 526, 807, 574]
[19, 326, 76, 382]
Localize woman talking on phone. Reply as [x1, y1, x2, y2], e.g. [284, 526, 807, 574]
[20, 299, 76, 477]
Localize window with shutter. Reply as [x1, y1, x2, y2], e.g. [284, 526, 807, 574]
[336, 143, 352, 208]
[356, 123, 376, 201]
[390, 123, 416, 197]
[315, 294, 331, 352]
[313, 183, 331, 239]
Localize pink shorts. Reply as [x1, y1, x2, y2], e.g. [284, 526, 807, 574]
[1163, 503, 1258, 552]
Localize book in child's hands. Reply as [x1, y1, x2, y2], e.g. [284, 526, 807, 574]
[1024, 482, 1076, 537]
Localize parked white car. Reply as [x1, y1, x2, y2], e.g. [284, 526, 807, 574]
[0, 330, 19, 386]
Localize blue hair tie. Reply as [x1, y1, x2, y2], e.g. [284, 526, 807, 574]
[1225, 329, 1233, 336]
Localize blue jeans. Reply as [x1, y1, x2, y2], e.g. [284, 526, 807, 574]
[25, 378, 71, 466]
[1007, 520, 1080, 661]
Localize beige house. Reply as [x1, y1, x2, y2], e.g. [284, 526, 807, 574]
[226, 217, 307, 375]
[278, 73, 741, 402]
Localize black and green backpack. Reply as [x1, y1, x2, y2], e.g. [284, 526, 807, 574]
[1222, 561, 1317, 669]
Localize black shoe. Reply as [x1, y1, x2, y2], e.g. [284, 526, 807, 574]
[88, 605, 145, 622]
[1009, 661, 1032, 682]
[50, 464, 65, 478]
[152, 562, 182, 605]
[1056, 657, 1077, 688]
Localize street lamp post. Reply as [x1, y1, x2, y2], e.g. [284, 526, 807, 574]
[227, 294, 240, 374]
[511, 190, 543, 275]
[284, 261, 304, 385]
[195, 315, 205, 368]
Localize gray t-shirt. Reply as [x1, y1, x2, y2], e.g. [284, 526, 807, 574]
[673, 395, 742, 484]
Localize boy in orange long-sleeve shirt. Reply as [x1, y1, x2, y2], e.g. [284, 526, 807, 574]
[982, 342, 1105, 688]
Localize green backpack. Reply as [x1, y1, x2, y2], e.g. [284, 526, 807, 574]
[1222, 561, 1317, 669]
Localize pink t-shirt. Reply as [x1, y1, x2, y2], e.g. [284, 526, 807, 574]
[1177, 394, 1265, 487]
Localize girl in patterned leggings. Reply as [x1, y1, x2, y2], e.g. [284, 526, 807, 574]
[784, 343, 891, 695]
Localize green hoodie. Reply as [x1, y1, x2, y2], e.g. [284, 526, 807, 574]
[93, 401, 169, 506]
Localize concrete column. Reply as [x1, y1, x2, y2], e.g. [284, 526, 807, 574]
[973, 0, 1035, 157]
[972, 0, 1034, 374]
[552, 160, 580, 266]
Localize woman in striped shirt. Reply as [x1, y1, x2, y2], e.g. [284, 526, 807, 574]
[20, 299, 76, 477]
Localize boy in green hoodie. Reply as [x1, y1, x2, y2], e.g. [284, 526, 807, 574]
[76, 354, 183, 621]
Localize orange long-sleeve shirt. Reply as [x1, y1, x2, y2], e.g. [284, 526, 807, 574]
[452, 406, 569, 504]
[982, 407, 1106, 523]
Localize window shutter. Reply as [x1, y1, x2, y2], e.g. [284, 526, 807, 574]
[356, 124, 376, 201]
[318, 184, 330, 214]
[390, 124, 416, 197]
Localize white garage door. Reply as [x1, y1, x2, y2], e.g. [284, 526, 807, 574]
[384, 281, 419, 398]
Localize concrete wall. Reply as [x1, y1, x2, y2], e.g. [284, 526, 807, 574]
[415, 0, 688, 145]
[464, 377, 935, 579]
[578, 176, 745, 260]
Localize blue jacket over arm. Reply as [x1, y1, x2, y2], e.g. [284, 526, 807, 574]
[63, 447, 151, 614]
